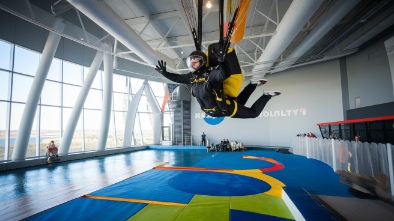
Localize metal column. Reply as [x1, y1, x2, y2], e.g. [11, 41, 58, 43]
[12, 19, 65, 161]
[96, 50, 113, 151]
[59, 51, 103, 155]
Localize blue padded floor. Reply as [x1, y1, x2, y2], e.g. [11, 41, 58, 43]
[3, 148, 352, 220]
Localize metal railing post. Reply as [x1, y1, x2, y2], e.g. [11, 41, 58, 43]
[306, 137, 310, 158]
[331, 139, 337, 171]
[386, 143, 394, 198]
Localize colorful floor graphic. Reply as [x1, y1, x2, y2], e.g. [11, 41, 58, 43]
[26, 150, 349, 221]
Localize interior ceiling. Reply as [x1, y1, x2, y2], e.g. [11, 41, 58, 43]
[1, 0, 394, 79]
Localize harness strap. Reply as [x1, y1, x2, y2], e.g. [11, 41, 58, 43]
[203, 107, 216, 112]
[212, 90, 222, 101]
[192, 77, 208, 83]
[229, 100, 237, 117]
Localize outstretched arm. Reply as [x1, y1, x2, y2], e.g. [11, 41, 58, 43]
[155, 60, 190, 84]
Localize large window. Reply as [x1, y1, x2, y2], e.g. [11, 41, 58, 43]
[138, 95, 150, 112]
[63, 84, 81, 107]
[0, 102, 7, 160]
[41, 81, 61, 106]
[63, 107, 83, 153]
[63, 61, 82, 85]
[113, 74, 128, 93]
[40, 106, 61, 156]
[148, 81, 165, 97]
[106, 111, 116, 148]
[13, 46, 39, 76]
[114, 111, 126, 146]
[84, 109, 101, 151]
[26, 113, 38, 158]
[85, 89, 102, 109]
[133, 115, 143, 145]
[138, 113, 154, 144]
[47, 58, 62, 81]
[0, 38, 171, 161]
[86, 68, 102, 90]
[0, 71, 10, 101]
[0, 40, 12, 70]
[9, 103, 25, 158]
[113, 92, 128, 111]
[11, 74, 34, 103]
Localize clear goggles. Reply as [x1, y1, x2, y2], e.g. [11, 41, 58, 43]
[186, 55, 204, 71]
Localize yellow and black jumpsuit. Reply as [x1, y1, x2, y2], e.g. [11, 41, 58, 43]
[160, 61, 272, 119]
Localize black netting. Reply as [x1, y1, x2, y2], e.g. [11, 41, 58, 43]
[384, 120, 394, 145]
[368, 121, 385, 144]
[340, 124, 352, 141]
[319, 119, 394, 144]
[330, 124, 340, 139]
[354, 122, 367, 142]
[319, 125, 330, 138]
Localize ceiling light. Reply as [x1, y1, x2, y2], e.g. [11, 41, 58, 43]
[206, 1, 212, 8]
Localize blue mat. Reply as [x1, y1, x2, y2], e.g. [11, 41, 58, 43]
[91, 170, 194, 204]
[25, 149, 351, 220]
[284, 187, 338, 221]
[168, 171, 271, 196]
[230, 209, 294, 221]
[25, 197, 146, 221]
[194, 151, 274, 169]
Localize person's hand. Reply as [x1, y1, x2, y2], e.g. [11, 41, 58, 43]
[211, 44, 225, 62]
[155, 60, 167, 75]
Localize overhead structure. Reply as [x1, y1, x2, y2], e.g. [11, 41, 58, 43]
[1, 0, 392, 77]
[251, 0, 324, 79]
[66, 0, 175, 70]
[273, 0, 361, 73]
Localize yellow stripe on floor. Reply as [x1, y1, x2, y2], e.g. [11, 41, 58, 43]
[83, 195, 187, 207]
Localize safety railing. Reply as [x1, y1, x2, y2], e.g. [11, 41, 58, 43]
[291, 137, 394, 199]
[317, 115, 394, 144]
[183, 136, 193, 146]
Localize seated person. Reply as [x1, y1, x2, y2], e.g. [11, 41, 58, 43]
[206, 140, 211, 152]
[47, 140, 59, 163]
[220, 139, 227, 151]
[225, 139, 231, 151]
[230, 141, 236, 151]
[237, 142, 245, 151]
[233, 141, 241, 151]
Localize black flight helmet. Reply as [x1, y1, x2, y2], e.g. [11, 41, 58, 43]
[186, 50, 207, 72]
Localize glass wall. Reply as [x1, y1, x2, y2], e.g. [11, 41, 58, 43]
[0, 38, 170, 161]
[40, 106, 61, 156]
[0, 102, 7, 160]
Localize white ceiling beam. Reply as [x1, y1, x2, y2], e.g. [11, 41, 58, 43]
[124, 16, 148, 26]
[75, 9, 91, 43]
[24, 0, 36, 19]
[128, 0, 181, 59]
[252, 0, 324, 78]
[67, 0, 175, 68]
[275, 0, 361, 72]
[151, 11, 179, 20]
[255, 9, 278, 25]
